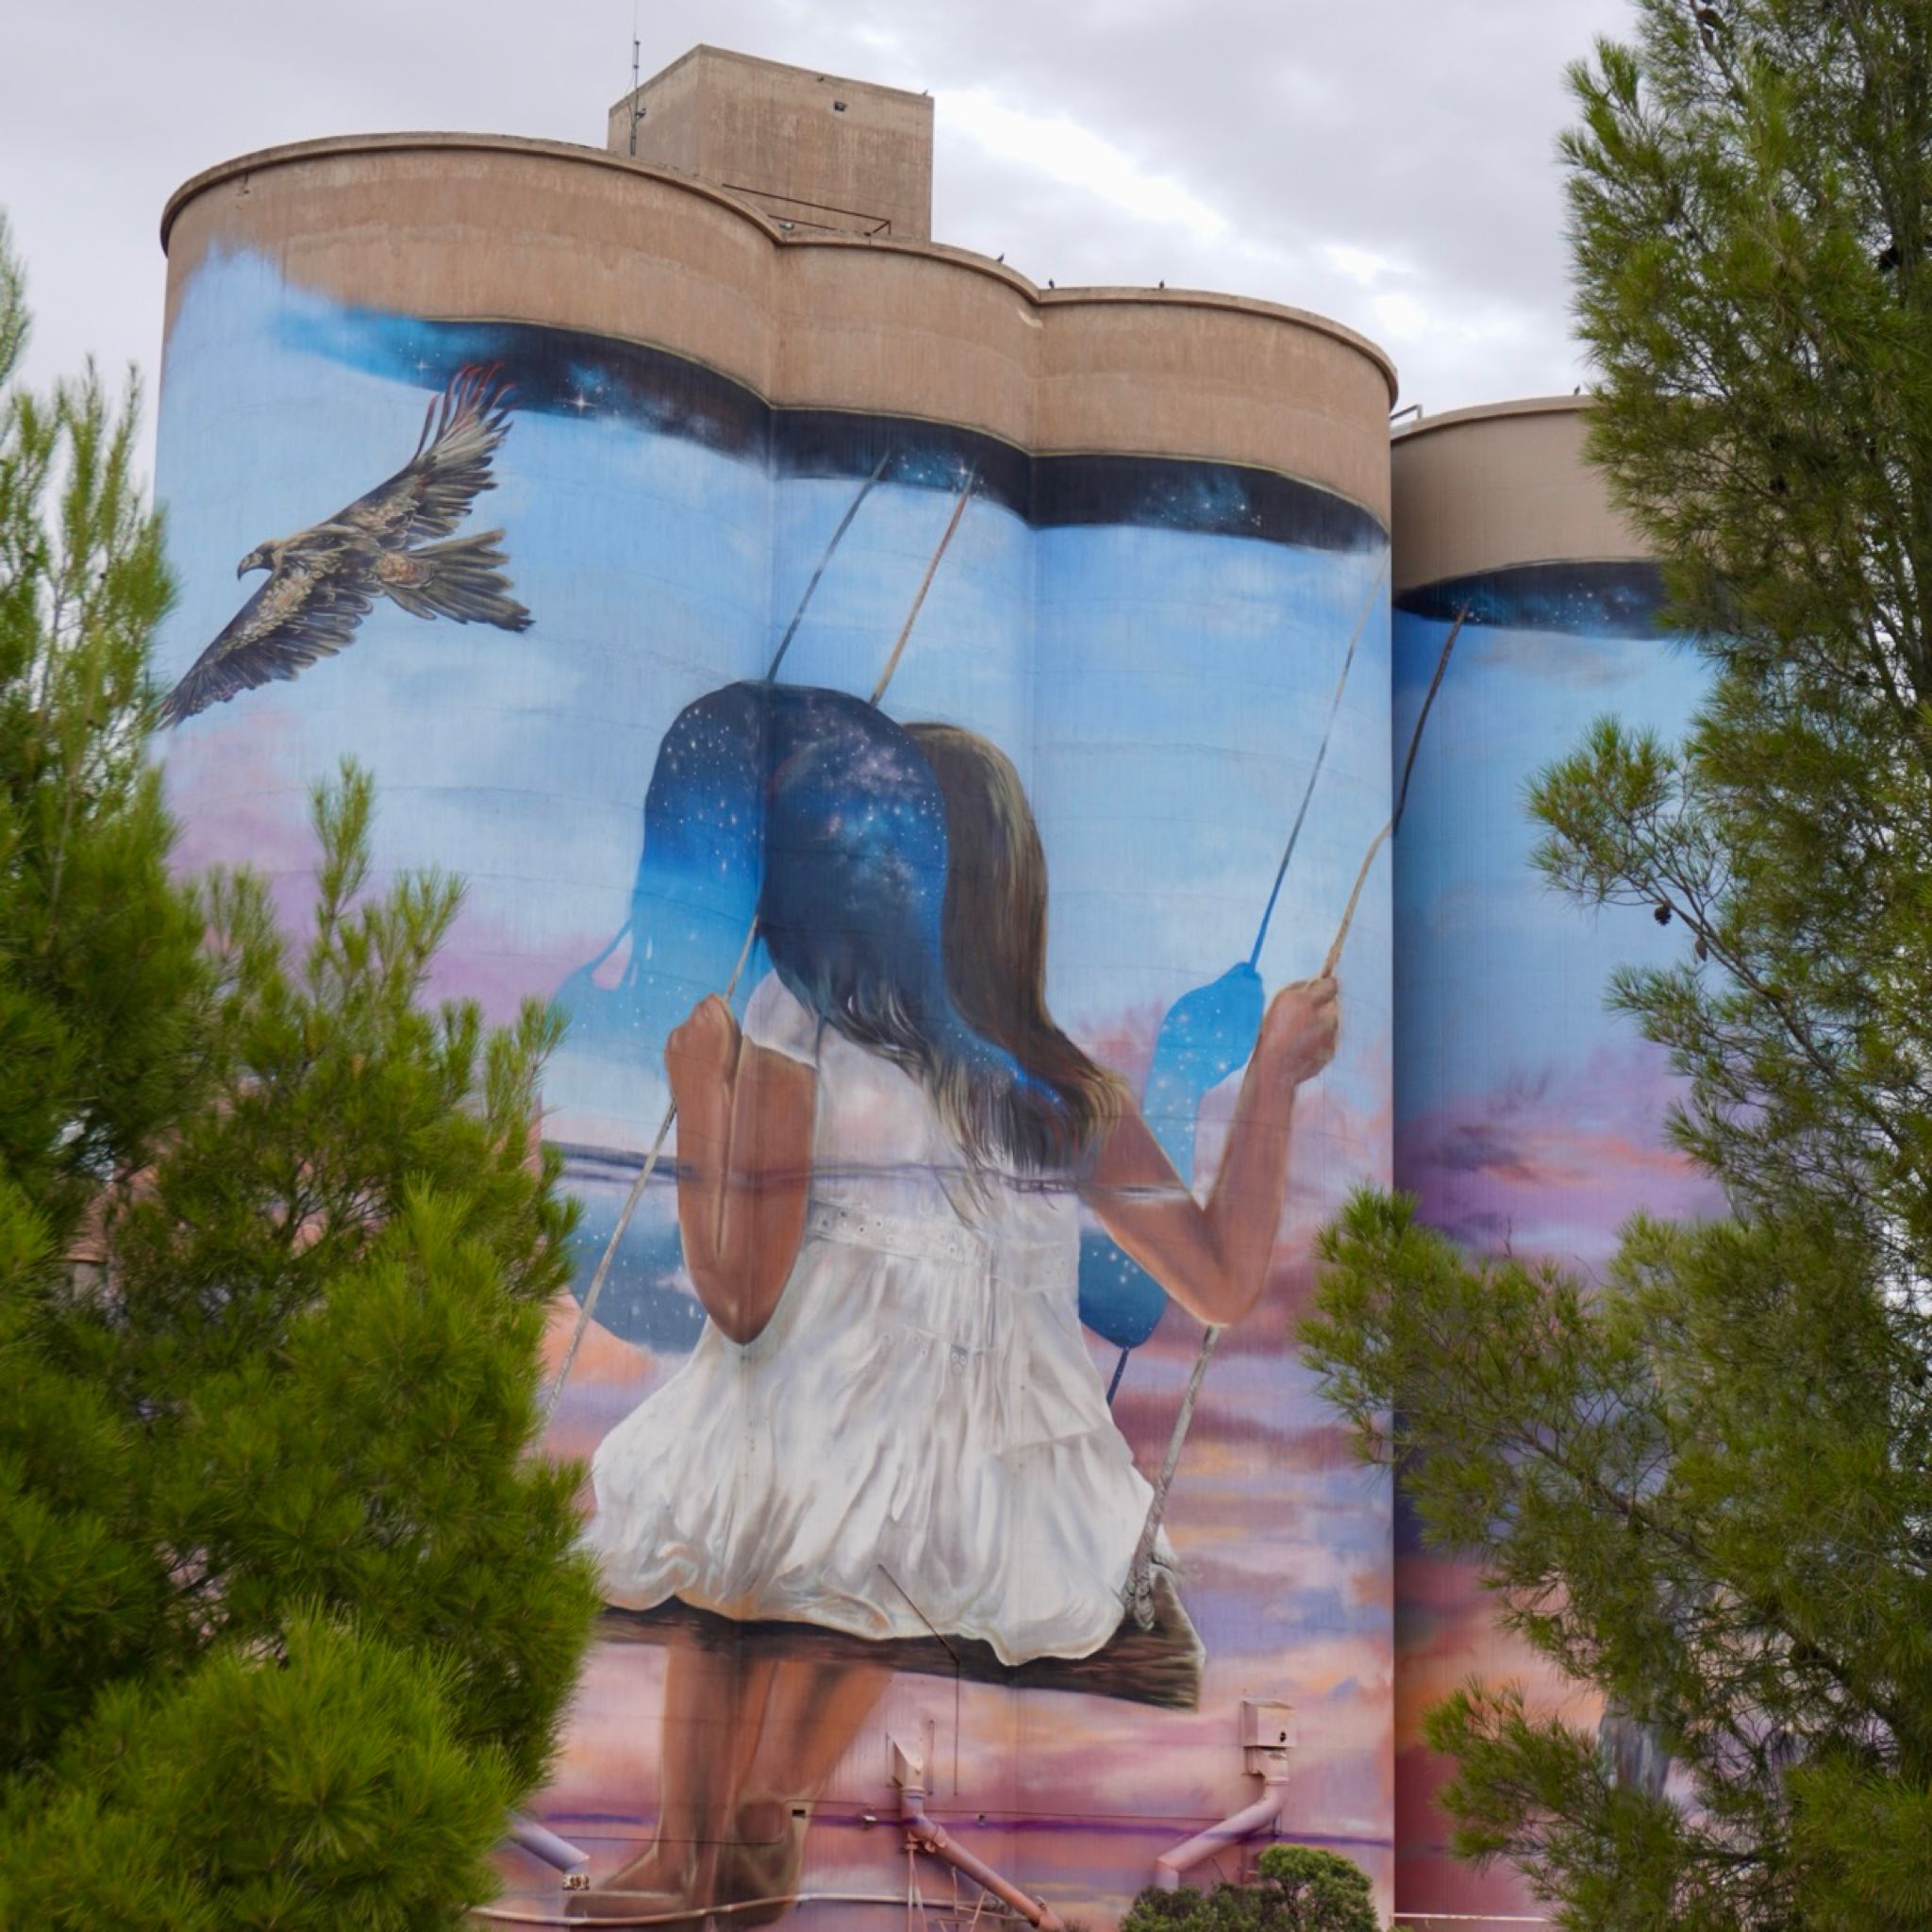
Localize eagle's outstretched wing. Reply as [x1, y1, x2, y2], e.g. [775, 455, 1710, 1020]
[331, 364, 515, 548]
[158, 545, 374, 726]
[158, 366, 529, 725]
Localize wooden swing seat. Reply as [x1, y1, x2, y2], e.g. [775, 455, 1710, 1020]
[596, 1568, 1203, 1711]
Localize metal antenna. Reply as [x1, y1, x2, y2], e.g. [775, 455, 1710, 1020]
[627, 0, 644, 156]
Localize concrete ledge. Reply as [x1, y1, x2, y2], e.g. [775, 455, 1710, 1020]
[1391, 393, 1646, 589]
[162, 132, 1396, 525]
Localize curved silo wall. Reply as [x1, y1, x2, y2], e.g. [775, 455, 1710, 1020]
[155, 134, 1397, 1928]
[1390, 399, 1721, 1924]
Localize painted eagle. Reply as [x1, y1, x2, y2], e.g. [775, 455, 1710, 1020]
[158, 365, 534, 725]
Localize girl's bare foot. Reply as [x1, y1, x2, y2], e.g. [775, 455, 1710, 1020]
[564, 1838, 713, 1922]
[712, 1796, 809, 1927]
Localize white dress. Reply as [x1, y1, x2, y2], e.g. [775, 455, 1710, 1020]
[587, 973, 1158, 1667]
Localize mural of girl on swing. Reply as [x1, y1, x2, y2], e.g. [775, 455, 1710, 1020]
[572, 679, 1339, 1922]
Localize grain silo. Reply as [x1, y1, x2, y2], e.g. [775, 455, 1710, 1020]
[1389, 399, 1718, 1927]
[154, 45, 1398, 1929]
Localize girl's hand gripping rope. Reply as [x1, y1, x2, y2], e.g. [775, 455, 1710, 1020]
[1259, 975, 1340, 1086]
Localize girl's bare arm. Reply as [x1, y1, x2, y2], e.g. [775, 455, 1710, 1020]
[666, 995, 816, 1344]
[1079, 977, 1338, 1328]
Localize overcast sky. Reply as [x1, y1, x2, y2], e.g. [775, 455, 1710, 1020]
[3, 0, 1637, 477]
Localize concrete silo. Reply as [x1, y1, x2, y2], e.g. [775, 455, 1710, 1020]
[1389, 399, 1718, 1926]
[154, 47, 1399, 1929]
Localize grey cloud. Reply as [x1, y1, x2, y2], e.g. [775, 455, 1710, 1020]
[2, 0, 1638, 467]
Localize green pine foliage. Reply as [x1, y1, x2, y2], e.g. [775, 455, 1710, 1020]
[0, 214, 598, 1926]
[1121, 1845, 1380, 1932]
[6, 1615, 516, 1931]
[1304, 5, 1932, 1928]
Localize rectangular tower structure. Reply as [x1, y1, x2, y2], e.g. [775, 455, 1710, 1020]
[608, 44, 934, 240]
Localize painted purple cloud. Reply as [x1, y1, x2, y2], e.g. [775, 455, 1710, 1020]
[1399, 1037, 1725, 1270]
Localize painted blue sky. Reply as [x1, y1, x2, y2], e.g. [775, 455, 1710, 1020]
[151, 249, 1413, 1895]
[1392, 606, 1708, 1131]
[158, 248, 1393, 1168]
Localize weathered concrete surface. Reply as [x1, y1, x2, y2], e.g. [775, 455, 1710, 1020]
[162, 133, 1396, 525]
[608, 44, 935, 243]
[1391, 396, 1643, 590]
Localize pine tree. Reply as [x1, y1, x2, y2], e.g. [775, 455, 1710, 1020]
[0, 214, 598, 1928]
[1304, 4, 1932, 1926]
[1120, 1845, 1381, 1931]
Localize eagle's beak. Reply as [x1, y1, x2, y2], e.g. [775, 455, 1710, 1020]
[237, 549, 263, 577]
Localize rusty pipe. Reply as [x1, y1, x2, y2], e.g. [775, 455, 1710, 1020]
[899, 1786, 1064, 1930]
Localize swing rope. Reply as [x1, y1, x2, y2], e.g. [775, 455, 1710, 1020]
[544, 465, 977, 1418]
[1123, 605, 1468, 1627]
[1248, 558, 1389, 969]
[558, 453, 896, 997]
[1103, 563, 1387, 1411]
[766, 449, 894, 682]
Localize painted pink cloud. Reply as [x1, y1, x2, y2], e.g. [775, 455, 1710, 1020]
[163, 711, 325, 921]
[165, 714, 613, 1027]
[1392, 1039, 1717, 1920]
[1399, 1038, 1725, 1270]
[1081, 993, 1392, 1374]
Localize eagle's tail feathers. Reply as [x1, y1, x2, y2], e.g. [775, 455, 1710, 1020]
[383, 531, 534, 633]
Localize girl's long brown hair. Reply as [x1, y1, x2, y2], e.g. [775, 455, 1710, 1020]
[905, 723, 1123, 1168]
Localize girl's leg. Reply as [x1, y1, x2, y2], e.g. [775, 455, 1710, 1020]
[717, 1659, 891, 1922]
[589, 1638, 776, 1910]
[746, 1658, 891, 1802]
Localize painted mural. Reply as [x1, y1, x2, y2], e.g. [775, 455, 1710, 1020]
[156, 249, 1395, 1929]
[1391, 568, 1720, 1924]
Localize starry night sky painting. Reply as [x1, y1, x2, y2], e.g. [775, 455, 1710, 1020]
[556, 677, 1002, 1100]
[154, 246, 1401, 1925]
